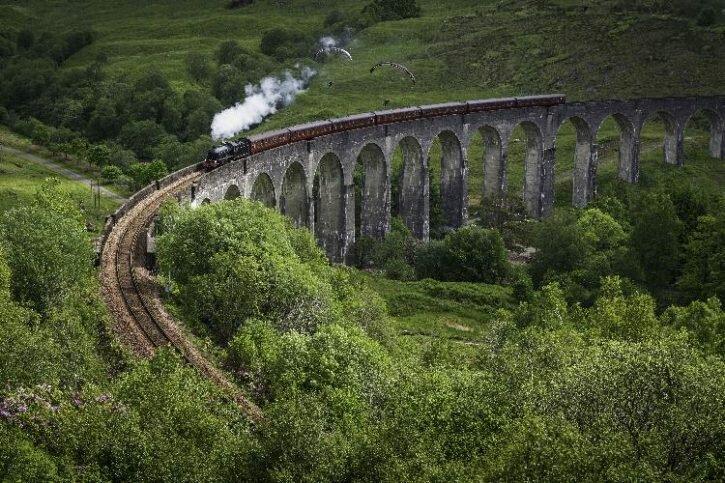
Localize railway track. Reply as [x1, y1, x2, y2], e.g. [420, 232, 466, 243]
[100, 172, 262, 421]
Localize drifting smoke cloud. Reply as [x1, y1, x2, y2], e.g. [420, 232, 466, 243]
[211, 66, 316, 141]
[319, 36, 337, 48]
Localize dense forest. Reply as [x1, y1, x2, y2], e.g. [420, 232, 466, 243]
[2, 179, 723, 480]
[1, 0, 725, 480]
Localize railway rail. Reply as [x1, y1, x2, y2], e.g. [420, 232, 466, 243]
[100, 171, 262, 421]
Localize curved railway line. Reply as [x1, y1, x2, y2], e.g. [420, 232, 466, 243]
[100, 171, 262, 421]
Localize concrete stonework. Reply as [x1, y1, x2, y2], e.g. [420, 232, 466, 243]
[193, 96, 725, 262]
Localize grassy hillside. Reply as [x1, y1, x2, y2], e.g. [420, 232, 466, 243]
[0, 147, 119, 227]
[1, 0, 724, 130]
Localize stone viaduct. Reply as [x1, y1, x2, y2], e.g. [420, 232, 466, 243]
[193, 95, 725, 262]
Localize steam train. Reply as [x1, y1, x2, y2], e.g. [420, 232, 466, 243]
[202, 94, 565, 171]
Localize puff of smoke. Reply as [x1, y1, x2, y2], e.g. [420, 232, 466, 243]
[211, 67, 316, 141]
[319, 36, 338, 48]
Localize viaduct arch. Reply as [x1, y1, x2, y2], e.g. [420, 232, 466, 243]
[194, 95, 725, 262]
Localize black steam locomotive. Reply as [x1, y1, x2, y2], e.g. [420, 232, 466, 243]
[202, 139, 252, 171]
[202, 94, 565, 172]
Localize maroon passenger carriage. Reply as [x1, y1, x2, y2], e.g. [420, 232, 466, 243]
[202, 94, 566, 171]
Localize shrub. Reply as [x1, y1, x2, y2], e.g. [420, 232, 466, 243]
[185, 51, 212, 82]
[363, 0, 421, 22]
[215, 40, 243, 66]
[101, 165, 123, 182]
[371, 217, 416, 279]
[324, 10, 344, 27]
[415, 226, 511, 283]
[697, 7, 717, 26]
[118, 120, 167, 160]
[0, 180, 93, 313]
[259, 28, 310, 61]
[156, 200, 338, 341]
[126, 160, 168, 191]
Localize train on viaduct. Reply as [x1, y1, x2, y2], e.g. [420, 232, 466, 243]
[137, 94, 725, 263]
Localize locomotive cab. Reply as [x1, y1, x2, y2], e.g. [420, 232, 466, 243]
[203, 144, 233, 171]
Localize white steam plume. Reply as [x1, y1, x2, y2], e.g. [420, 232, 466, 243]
[319, 36, 337, 48]
[211, 67, 316, 141]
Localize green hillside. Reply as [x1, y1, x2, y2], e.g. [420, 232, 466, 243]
[1, 0, 724, 127]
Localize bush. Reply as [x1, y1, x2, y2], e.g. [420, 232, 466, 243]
[212, 64, 243, 105]
[363, 0, 421, 22]
[118, 120, 167, 160]
[215, 40, 243, 66]
[697, 7, 717, 26]
[101, 165, 123, 182]
[510, 265, 534, 302]
[0, 180, 93, 313]
[324, 10, 344, 27]
[259, 28, 310, 61]
[156, 200, 337, 341]
[185, 51, 211, 82]
[126, 160, 168, 191]
[371, 217, 416, 279]
[107, 144, 137, 170]
[415, 226, 511, 283]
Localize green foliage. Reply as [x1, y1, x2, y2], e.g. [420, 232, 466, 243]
[212, 64, 244, 105]
[488, 328, 725, 481]
[416, 226, 511, 283]
[531, 208, 635, 304]
[260, 28, 311, 61]
[662, 297, 725, 356]
[229, 321, 391, 402]
[677, 207, 725, 302]
[126, 160, 169, 191]
[100, 164, 122, 182]
[107, 144, 137, 170]
[363, 0, 422, 22]
[1, 2, 725, 479]
[118, 120, 167, 160]
[86, 143, 111, 167]
[0, 425, 59, 482]
[0, 180, 92, 313]
[370, 217, 416, 280]
[215, 40, 244, 66]
[698, 7, 718, 26]
[629, 191, 683, 291]
[585, 276, 661, 341]
[157, 200, 336, 341]
[185, 51, 211, 83]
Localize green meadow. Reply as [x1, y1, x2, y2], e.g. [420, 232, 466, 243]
[1, 0, 723, 124]
[0, 148, 119, 227]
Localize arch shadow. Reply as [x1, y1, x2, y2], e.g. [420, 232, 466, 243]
[596, 113, 637, 184]
[224, 184, 240, 200]
[684, 109, 724, 160]
[314, 153, 346, 260]
[251, 173, 276, 208]
[396, 136, 428, 239]
[280, 162, 308, 228]
[355, 143, 388, 240]
[507, 121, 543, 216]
[558, 116, 594, 208]
[430, 130, 466, 231]
[641, 110, 678, 166]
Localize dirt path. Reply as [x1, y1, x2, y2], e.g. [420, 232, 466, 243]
[1, 145, 128, 203]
